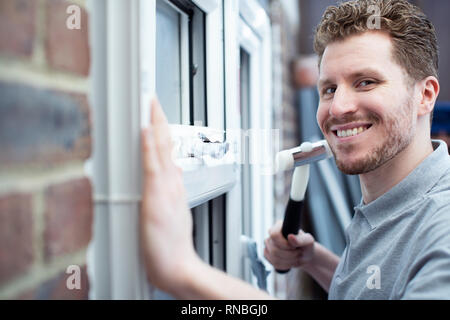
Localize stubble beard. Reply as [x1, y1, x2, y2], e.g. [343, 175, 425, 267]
[331, 98, 416, 175]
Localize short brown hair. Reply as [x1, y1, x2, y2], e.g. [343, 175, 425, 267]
[313, 0, 439, 83]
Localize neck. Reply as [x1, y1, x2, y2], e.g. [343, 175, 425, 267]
[359, 133, 433, 204]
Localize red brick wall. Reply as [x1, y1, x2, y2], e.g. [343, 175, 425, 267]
[0, 0, 92, 299]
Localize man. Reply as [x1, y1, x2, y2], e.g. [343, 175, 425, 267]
[140, 0, 450, 299]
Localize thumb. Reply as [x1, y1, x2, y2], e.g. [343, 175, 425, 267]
[287, 230, 314, 248]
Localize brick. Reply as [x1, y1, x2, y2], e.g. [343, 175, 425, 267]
[44, 178, 93, 261]
[0, 82, 91, 167]
[45, 0, 90, 76]
[0, 0, 37, 57]
[0, 192, 34, 286]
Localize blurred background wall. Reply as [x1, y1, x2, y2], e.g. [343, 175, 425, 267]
[0, 0, 92, 299]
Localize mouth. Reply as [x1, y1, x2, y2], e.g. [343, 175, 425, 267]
[331, 123, 373, 139]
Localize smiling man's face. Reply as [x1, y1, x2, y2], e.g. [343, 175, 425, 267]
[316, 31, 418, 175]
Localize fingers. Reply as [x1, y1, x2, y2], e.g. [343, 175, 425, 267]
[287, 230, 315, 248]
[268, 220, 292, 250]
[264, 238, 302, 269]
[267, 220, 315, 250]
[265, 238, 302, 259]
[264, 224, 315, 269]
[264, 253, 296, 271]
[142, 127, 160, 174]
[141, 98, 175, 174]
[151, 98, 174, 167]
[268, 220, 282, 235]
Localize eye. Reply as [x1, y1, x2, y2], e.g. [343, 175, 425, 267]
[323, 87, 336, 95]
[358, 80, 375, 87]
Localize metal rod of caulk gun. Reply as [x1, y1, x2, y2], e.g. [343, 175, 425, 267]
[274, 140, 333, 273]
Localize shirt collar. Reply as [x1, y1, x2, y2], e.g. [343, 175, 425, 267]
[354, 140, 450, 229]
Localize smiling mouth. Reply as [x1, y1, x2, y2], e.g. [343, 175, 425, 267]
[332, 124, 372, 138]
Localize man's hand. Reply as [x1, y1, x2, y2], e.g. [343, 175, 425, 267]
[140, 98, 200, 294]
[264, 220, 315, 271]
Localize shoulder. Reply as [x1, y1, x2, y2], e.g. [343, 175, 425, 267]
[401, 192, 450, 299]
[407, 167, 450, 252]
[414, 189, 450, 254]
[400, 159, 450, 298]
[429, 154, 450, 189]
[425, 162, 450, 216]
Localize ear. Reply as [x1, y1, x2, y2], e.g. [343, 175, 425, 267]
[417, 76, 440, 117]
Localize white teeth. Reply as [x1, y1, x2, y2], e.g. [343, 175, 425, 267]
[336, 126, 367, 138]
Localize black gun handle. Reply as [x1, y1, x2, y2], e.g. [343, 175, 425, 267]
[276, 198, 303, 274]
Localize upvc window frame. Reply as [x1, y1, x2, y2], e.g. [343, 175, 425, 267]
[88, 0, 149, 300]
[87, 0, 274, 299]
[87, 0, 235, 300]
[142, 0, 234, 206]
[223, 0, 274, 291]
[239, 0, 274, 291]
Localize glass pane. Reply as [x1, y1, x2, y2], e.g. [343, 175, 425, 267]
[210, 195, 226, 271]
[192, 202, 210, 264]
[156, 0, 182, 124]
[240, 48, 252, 237]
[191, 6, 206, 125]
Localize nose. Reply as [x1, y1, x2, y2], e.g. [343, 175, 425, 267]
[329, 86, 358, 118]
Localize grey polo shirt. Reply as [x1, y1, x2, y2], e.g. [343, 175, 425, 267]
[328, 140, 450, 299]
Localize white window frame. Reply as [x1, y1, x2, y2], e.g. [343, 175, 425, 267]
[88, 0, 149, 300]
[240, 0, 274, 292]
[224, 0, 274, 291]
[87, 0, 273, 299]
[87, 0, 237, 300]
[222, 0, 243, 280]
[142, 0, 234, 205]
